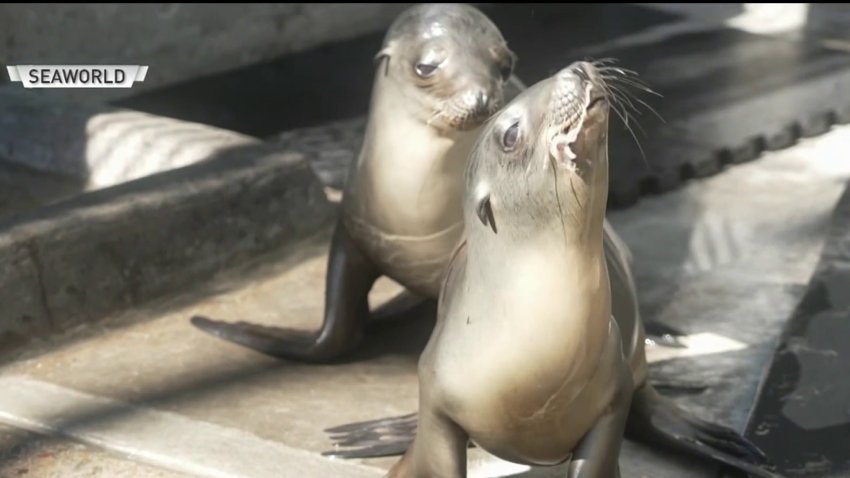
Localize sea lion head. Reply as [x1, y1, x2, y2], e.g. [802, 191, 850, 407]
[466, 61, 612, 243]
[375, 3, 517, 133]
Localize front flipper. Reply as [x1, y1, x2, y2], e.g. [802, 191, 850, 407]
[626, 384, 783, 478]
[319, 376, 708, 460]
[388, 410, 469, 478]
[191, 220, 380, 363]
[648, 378, 709, 396]
[567, 357, 634, 478]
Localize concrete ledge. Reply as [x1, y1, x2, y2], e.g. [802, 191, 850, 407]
[0, 141, 336, 343]
[0, 375, 384, 478]
[0, 87, 259, 188]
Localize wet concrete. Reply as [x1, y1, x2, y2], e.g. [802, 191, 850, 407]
[742, 172, 850, 476]
[1, 125, 847, 477]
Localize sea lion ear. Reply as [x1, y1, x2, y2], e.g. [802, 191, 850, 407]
[374, 46, 392, 76]
[475, 187, 497, 234]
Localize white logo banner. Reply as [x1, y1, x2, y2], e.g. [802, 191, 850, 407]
[6, 65, 149, 89]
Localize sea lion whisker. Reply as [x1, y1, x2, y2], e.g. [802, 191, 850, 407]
[427, 108, 444, 128]
[601, 83, 640, 122]
[596, 66, 641, 80]
[560, 192, 573, 239]
[601, 85, 635, 130]
[603, 85, 650, 168]
[550, 157, 572, 240]
[626, 94, 665, 124]
[602, 74, 662, 99]
[607, 94, 634, 131]
[609, 86, 648, 132]
[601, 83, 635, 126]
[607, 80, 665, 125]
[595, 67, 656, 91]
[602, 77, 665, 130]
[568, 174, 582, 216]
[589, 57, 619, 68]
[602, 82, 637, 111]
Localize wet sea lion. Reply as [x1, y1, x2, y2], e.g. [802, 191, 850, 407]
[323, 62, 780, 478]
[191, 3, 522, 361]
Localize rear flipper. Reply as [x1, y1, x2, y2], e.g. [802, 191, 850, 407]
[323, 413, 418, 459]
[643, 320, 688, 349]
[625, 384, 784, 478]
[191, 220, 380, 363]
[568, 359, 633, 478]
[649, 378, 709, 395]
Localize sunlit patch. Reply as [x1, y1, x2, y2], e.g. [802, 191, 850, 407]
[646, 332, 748, 363]
[467, 450, 533, 478]
[725, 3, 809, 35]
[423, 21, 448, 40]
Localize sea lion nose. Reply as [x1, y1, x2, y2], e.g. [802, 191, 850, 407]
[556, 62, 596, 84]
[475, 91, 490, 111]
[464, 88, 493, 115]
[554, 69, 583, 95]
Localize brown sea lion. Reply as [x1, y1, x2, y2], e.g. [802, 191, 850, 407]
[191, 3, 522, 361]
[323, 61, 780, 478]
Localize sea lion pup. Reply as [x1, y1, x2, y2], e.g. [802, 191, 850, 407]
[191, 3, 521, 362]
[323, 62, 780, 478]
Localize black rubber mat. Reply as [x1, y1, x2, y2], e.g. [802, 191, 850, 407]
[589, 28, 850, 207]
[114, 5, 850, 210]
[727, 183, 850, 478]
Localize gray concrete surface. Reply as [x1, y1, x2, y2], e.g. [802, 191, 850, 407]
[0, 377, 385, 478]
[0, 124, 847, 478]
[0, 142, 335, 347]
[0, 423, 190, 478]
[0, 161, 83, 219]
[0, 4, 417, 101]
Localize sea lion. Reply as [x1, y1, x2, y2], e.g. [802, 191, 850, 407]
[323, 62, 780, 478]
[191, 3, 523, 361]
[191, 3, 684, 363]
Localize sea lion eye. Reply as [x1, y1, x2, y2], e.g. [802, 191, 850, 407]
[493, 46, 516, 81]
[415, 63, 439, 78]
[502, 121, 520, 151]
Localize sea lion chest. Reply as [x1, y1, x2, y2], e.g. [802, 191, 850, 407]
[342, 114, 478, 296]
[426, 246, 619, 465]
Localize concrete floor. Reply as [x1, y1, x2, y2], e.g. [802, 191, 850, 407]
[1, 124, 848, 477]
[2, 4, 849, 477]
[0, 424, 189, 478]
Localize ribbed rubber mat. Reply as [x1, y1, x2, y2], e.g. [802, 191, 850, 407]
[113, 4, 679, 136]
[115, 5, 850, 210]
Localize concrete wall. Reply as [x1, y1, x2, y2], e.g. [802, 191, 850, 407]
[0, 3, 416, 100]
